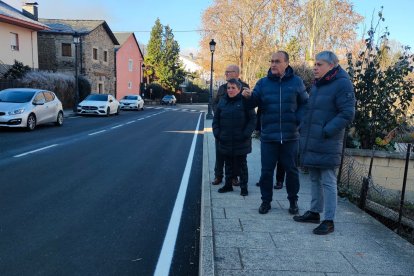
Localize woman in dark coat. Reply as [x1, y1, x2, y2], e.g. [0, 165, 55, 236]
[212, 78, 256, 196]
[293, 51, 355, 235]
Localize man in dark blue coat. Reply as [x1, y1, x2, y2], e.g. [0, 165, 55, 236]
[242, 51, 309, 215]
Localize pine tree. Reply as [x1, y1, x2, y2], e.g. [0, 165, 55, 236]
[158, 25, 185, 92]
[145, 20, 186, 94]
[145, 18, 163, 83]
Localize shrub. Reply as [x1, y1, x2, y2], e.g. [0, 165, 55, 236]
[3, 60, 31, 80]
[19, 71, 91, 108]
[346, 7, 414, 149]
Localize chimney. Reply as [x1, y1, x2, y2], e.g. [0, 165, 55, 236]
[22, 2, 39, 21]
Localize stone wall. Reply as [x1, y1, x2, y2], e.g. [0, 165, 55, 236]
[38, 25, 116, 96]
[81, 25, 115, 95]
[345, 148, 414, 202]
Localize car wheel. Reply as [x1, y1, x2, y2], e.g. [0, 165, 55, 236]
[26, 113, 36, 131]
[116, 106, 120, 115]
[55, 111, 64, 126]
[106, 107, 110, 117]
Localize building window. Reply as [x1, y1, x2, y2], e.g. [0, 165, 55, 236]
[93, 48, 98, 60]
[10, 32, 19, 51]
[103, 50, 108, 62]
[62, 43, 72, 57]
[128, 59, 133, 72]
[128, 81, 132, 89]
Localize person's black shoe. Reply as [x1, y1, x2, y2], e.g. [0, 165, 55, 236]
[232, 177, 240, 186]
[258, 201, 271, 214]
[288, 200, 299, 214]
[218, 185, 233, 193]
[211, 177, 223, 185]
[274, 181, 283, 189]
[256, 182, 261, 187]
[293, 211, 320, 223]
[313, 220, 334, 235]
[240, 188, 248, 196]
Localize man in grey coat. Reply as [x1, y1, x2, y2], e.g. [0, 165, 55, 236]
[293, 51, 355, 235]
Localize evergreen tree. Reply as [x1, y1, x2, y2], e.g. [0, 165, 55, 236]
[145, 18, 163, 83]
[158, 25, 185, 92]
[145, 20, 186, 94]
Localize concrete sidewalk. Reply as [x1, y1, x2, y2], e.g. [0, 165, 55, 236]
[200, 119, 414, 276]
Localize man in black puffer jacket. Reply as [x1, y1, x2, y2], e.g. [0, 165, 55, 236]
[213, 78, 256, 196]
[242, 51, 309, 215]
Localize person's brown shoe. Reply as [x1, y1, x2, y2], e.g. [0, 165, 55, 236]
[211, 177, 222, 185]
[232, 178, 240, 186]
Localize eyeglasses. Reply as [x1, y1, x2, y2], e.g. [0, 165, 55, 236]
[269, 59, 283, 64]
[225, 71, 236, 74]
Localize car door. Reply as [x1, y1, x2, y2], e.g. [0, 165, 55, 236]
[108, 95, 116, 114]
[43, 92, 58, 122]
[32, 92, 48, 124]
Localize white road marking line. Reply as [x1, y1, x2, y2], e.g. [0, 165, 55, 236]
[111, 124, 124, 129]
[125, 120, 135, 124]
[191, 110, 197, 112]
[88, 130, 107, 136]
[154, 113, 202, 276]
[14, 144, 59, 158]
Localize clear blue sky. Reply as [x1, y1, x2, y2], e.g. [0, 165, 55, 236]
[4, 0, 413, 53]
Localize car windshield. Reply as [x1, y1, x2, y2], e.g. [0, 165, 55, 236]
[85, 94, 108, 101]
[123, 96, 138, 100]
[0, 90, 36, 103]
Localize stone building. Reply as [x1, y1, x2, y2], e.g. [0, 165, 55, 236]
[37, 19, 119, 95]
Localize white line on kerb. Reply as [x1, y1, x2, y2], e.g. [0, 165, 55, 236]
[88, 130, 107, 136]
[154, 113, 202, 276]
[14, 144, 59, 158]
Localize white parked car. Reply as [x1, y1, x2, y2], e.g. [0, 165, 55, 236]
[77, 93, 120, 116]
[119, 94, 144, 110]
[0, 88, 64, 131]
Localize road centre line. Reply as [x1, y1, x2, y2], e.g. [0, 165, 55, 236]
[125, 120, 135, 124]
[14, 144, 59, 158]
[111, 124, 124, 129]
[154, 113, 202, 276]
[88, 130, 107, 136]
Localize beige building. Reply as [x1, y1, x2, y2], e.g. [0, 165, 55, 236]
[0, 1, 48, 75]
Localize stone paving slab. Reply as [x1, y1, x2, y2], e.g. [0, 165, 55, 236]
[200, 119, 414, 276]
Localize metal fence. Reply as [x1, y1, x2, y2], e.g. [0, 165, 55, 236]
[338, 143, 414, 244]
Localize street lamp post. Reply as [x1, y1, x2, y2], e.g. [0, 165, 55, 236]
[206, 39, 216, 120]
[73, 32, 80, 112]
[141, 63, 146, 98]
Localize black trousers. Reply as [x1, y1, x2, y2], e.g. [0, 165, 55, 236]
[214, 140, 225, 178]
[224, 154, 248, 189]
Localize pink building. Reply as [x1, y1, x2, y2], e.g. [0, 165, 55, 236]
[114, 32, 144, 100]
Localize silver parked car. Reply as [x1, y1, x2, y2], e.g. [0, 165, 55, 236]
[0, 88, 64, 131]
[119, 94, 144, 110]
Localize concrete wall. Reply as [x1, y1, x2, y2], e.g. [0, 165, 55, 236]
[115, 34, 143, 100]
[346, 148, 414, 202]
[0, 22, 39, 69]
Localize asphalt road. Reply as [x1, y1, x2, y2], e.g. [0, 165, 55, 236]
[0, 105, 205, 275]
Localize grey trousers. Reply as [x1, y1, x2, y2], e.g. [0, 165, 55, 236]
[309, 168, 337, 221]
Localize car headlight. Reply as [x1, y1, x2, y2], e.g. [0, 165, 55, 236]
[8, 108, 25, 115]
